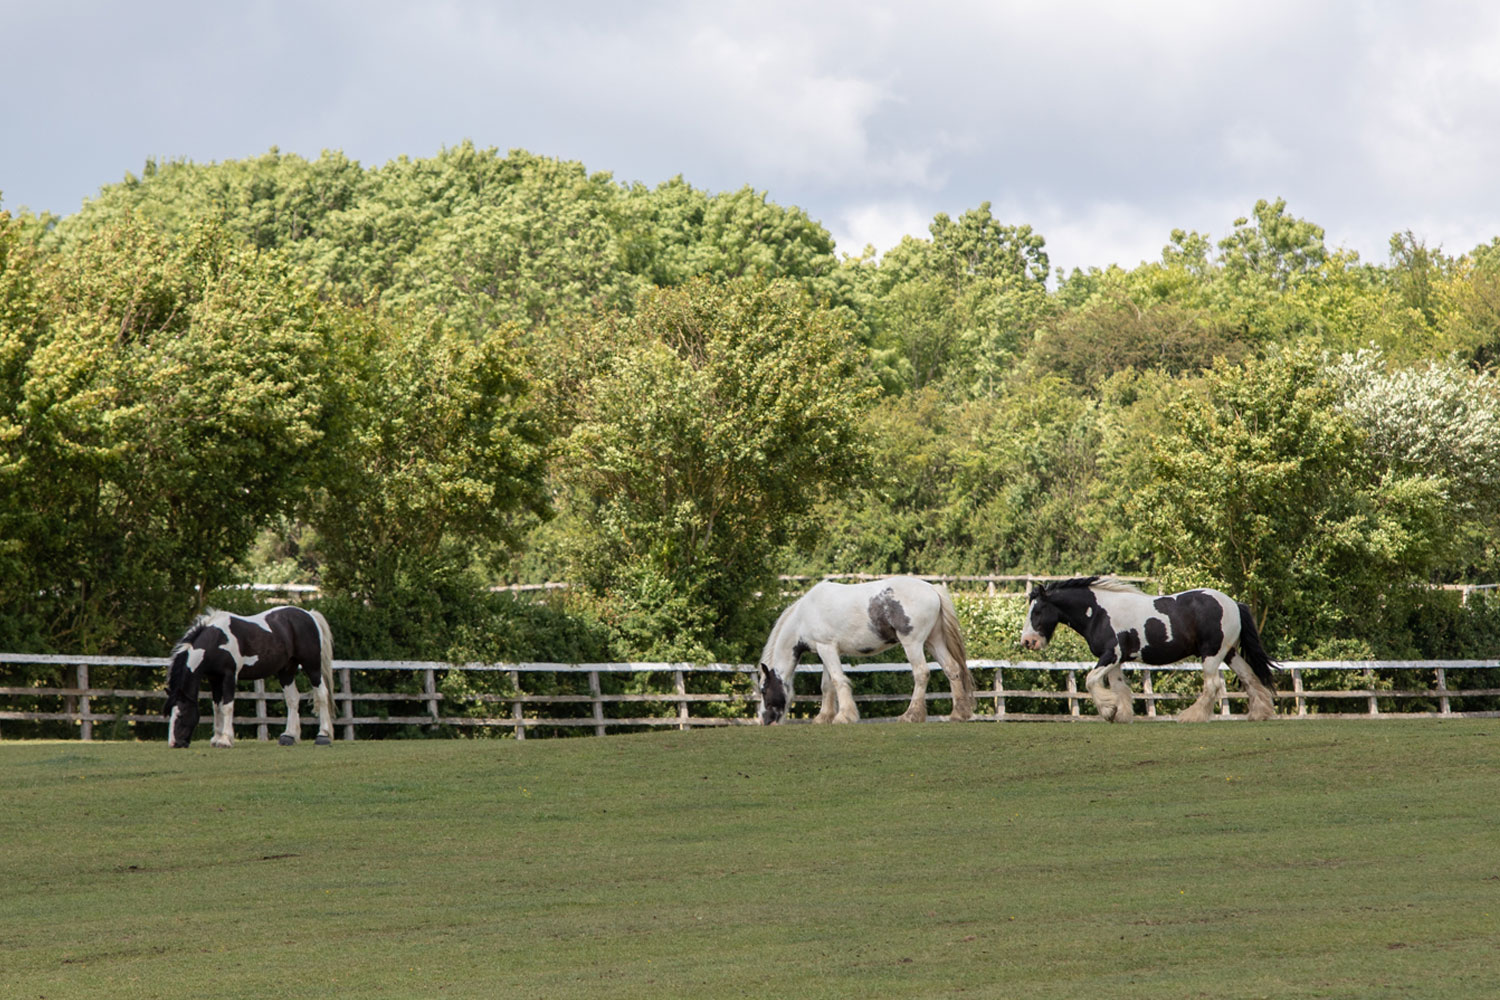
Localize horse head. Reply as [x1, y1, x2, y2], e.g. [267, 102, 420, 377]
[755, 663, 787, 725]
[163, 645, 203, 748]
[1020, 585, 1061, 651]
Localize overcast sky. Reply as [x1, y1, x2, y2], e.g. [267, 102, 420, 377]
[5, 1, 1499, 275]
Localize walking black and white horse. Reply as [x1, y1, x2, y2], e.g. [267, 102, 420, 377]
[1020, 577, 1277, 722]
[754, 576, 976, 725]
[164, 606, 336, 748]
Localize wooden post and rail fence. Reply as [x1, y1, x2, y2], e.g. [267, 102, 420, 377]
[2, 654, 1498, 741]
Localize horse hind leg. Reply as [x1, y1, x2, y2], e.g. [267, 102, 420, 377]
[279, 677, 302, 745]
[311, 678, 336, 744]
[1229, 652, 1275, 721]
[1177, 658, 1227, 723]
[926, 631, 974, 722]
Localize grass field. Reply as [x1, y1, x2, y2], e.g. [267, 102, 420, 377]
[3, 720, 1498, 999]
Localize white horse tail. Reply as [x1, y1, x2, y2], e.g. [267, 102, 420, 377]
[935, 584, 976, 718]
[310, 608, 336, 716]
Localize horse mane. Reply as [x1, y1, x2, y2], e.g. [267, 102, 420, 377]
[1036, 576, 1147, 599]
[171, 609, 226, 654]
[759, 600, 800, 665]
[1088, 576, 1148, 596]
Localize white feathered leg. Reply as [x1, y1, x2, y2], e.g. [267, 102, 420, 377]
[210, 700, 235, 748]
[899, 638, 930, 722]
[279, 678, 301, 745]
[1085, 664, 1119, 721]
[1106, 665, 1136, 723]
[1177, 658, 1227, 722]
[817, 644, 860, 723]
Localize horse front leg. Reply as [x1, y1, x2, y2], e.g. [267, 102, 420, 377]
[1177, 657, 1227, 722]
[210, 674, 236, 748]
[817, 644, 860, 724]
[279, 677, 302, 745]
[898, 639, 930, 723]
[814, 669, 838, 724]
[1085, 655, 1122, 721]
[1106, 664, 1136, 723]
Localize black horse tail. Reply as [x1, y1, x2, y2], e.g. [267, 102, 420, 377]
[1236, 602, 1278, 689]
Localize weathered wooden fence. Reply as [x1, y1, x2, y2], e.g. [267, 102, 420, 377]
[2, 655, 1498, 741]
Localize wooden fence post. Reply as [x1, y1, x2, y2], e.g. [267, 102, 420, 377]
[340, 668, 355, 741]
[1365, 666, 1379, 716]
[588, 671, 605, 737]
[510, 669, 525, 740]
[77, 663, 91, 741]
[674, 669, 689, 731]
[1142, 667, 1155, 718]
[1292, 667, 1306, 717]
[1066, 669, 1079, 717]
[424, 667, 439, 724]
[993, 665, 1005, 720]
[1436, 666, 1450, 716]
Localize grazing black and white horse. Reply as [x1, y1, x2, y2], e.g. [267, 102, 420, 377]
[164, 607, 336, 748]
[1020, 577, 1277, 723]
[754, 576, 976, 725]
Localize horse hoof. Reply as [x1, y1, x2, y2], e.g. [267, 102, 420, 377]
[315, 735, 332, 746]
[278, 734, 297, 746]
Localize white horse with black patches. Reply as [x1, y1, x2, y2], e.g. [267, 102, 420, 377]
[754, 576, 976, 725]
[1020, 576, 1277, 722]
[164, 606, 336, 748]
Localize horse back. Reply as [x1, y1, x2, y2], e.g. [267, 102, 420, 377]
[226, 607, 323, 680]
[1141, 588, 1239, 663]
[799, 576, 941, 652]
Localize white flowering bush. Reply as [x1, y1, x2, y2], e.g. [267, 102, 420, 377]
[1331, 348, 1500, 513]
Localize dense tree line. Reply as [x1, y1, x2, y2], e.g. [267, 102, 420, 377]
[5, 143, 1500, 675]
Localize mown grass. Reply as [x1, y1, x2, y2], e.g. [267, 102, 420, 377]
[3, 720, 1498, 999]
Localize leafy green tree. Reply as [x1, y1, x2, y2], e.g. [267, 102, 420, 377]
[1433, 241, 1500, 366]
[558, 277, 875, 658]
[0, 215, 339, 651]
[310, 310, 551, 606]
[1031, 290, 1245, 388]
[861, 203, 1051, 395]
[1216, 197, 1329, 293]
[49, 148, 369, 255]
[384, 148, 642, 333]
[624, 180, 840, 293]
[1125, 344, 1453, 653]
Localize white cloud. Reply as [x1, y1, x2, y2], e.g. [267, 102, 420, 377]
[5, 0, 1500, 271]
[831, 201, 937, 258]
[1355, 8, 1500, 199]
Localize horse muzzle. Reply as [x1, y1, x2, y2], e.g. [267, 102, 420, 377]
[1020, 635, 1048, 652]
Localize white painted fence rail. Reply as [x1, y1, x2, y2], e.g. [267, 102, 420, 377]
[2, 655, 1498, 741]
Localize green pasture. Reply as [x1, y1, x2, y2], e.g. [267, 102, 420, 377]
[3, 721, 1498, 999]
